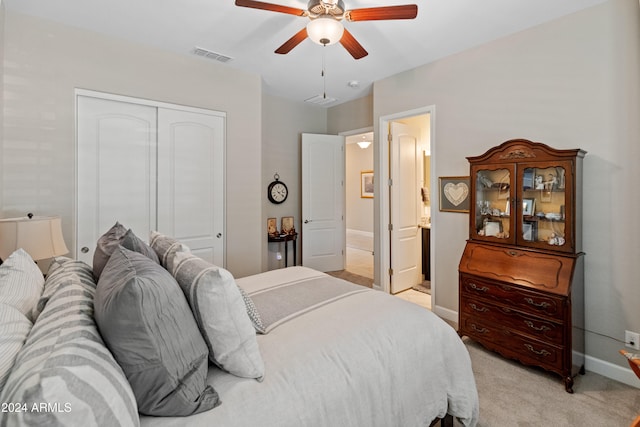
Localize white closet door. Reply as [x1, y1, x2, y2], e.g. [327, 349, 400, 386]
[76, 96, 157, 265]
[157, 108, 225, 266]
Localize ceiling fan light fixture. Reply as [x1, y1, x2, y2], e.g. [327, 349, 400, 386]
[307, 16, 344, 46]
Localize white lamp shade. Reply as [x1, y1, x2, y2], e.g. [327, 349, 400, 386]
[357, 141, 371, 149]
[307, 16, 344, 46]
[0, 216, 69, 261]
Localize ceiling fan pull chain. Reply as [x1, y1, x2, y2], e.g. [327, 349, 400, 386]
[322, 44, 327, 99]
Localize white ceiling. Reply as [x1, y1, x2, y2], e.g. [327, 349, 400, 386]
[3, 0, 605, 107]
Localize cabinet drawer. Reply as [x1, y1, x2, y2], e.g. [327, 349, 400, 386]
[460, 315, 563, 372]
[460, 299, 563, 343]
[461, 275, 565, 320]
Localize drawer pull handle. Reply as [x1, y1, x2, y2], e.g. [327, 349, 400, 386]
[524, 298, 551, 309]
[471, 324, 489, 334]
[524, 320, 550, 332]
[469, 283, 489, 292]
[470, 303, 489, 313]
[508, 250, 518, 256]
[524, 344, 551, 357]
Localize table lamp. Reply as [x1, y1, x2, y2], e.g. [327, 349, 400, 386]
[0, 214, 69, 262]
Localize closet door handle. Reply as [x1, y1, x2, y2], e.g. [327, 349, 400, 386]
[304, 219, 312, 224]
[216, 233, 222, 238]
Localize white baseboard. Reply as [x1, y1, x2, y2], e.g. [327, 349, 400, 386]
[585, 353, 640, 389]
[433, 304, 458, 324]
[346, 228, 374, 238]
[437, 307, 640, 389]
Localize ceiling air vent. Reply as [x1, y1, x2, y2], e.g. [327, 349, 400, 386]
[192, 47, 233, 63]
[304, 95, 338, 106]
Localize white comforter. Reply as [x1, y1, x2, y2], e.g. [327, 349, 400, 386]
[140, 267, 479, 427]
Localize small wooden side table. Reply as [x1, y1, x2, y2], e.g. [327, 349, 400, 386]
[268, 233, 297, 267]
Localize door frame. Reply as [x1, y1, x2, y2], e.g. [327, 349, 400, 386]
[378, 106, 436, 298]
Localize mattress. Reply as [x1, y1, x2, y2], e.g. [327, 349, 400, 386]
[139, 267, 479, 427]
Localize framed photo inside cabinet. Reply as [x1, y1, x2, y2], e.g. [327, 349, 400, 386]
[522, 198, 535, 216]
[281, 216, 295, 235]
[361, 170, 374, 198]
[522, 221, 538, 242]
[483, 220, 502, 237]
[439, 176, 470, 213]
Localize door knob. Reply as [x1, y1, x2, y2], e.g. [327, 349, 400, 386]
[216, 233, 222, 238]
[81, 247, 89, 253]
[304, 219, 312, 224]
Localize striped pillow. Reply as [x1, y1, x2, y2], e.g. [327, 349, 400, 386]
[0, 249, 44, 322]
[0, 303, 32, 392]
[149, 230, 189, 272]
[30, 258, 95, 321]
[0, 273, 140, 427]
[171, 251, 265, 380]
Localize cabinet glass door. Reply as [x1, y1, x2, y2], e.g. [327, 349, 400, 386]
[518, 161, 573, 252]
[472, 165, 514, 244]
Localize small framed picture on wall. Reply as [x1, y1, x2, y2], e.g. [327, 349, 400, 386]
[361, 170, 374, 198]
[439, 176, 470, 213]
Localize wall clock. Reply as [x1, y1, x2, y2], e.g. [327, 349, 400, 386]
[267, 173, 288, 204]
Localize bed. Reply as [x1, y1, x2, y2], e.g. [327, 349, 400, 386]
[139, 267, 479, 427]
[0, 228, 478, 427]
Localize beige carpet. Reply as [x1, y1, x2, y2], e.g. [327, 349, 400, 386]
[326, 270, 373, 288]
[459, 337, 640, 426]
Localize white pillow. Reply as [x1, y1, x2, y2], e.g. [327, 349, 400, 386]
[0, 303, 32, 391]
[170, 251, 265, 380]
[0, 249, 45, 322]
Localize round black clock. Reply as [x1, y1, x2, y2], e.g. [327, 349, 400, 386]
[267, 173, 288, 204]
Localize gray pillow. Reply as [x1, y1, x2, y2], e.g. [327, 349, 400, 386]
[93, 223, 159, 280]
[170, 251, 265, 380]
[95, 246, 219, 416]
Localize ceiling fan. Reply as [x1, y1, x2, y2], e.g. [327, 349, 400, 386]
[235, 0, 418, 60]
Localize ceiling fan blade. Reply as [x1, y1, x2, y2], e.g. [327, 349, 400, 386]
[275, 27, 308, 54]
[340, 29, 368, 60]
[347, 5, 418, 21]
[235, 0, 307, 16]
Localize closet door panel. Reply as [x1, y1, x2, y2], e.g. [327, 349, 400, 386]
[157, 108, 225, 266]
[76, 96, 157, 264]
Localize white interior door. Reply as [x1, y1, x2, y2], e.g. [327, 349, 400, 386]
[301, 133, 345, 272]
[157, 108, 225, 266]
[390, 122, 420, 293]
[76, 96, 157, 264]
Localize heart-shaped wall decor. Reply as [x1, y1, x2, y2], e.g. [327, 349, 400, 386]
[443, 182, 469, 206]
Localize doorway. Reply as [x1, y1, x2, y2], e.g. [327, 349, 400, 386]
[344, 131, 374, 281]
[378, 106, 435, 301]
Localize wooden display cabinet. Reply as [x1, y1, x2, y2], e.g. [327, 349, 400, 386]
[459, 139, 586, 393]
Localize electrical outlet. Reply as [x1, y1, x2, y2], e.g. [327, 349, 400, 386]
[625, 330, 640, 350]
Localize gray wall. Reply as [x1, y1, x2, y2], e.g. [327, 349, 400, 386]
[1, 10, 263, 278]
[371, 0, 639, 375]
[262, 93, 327, 269]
